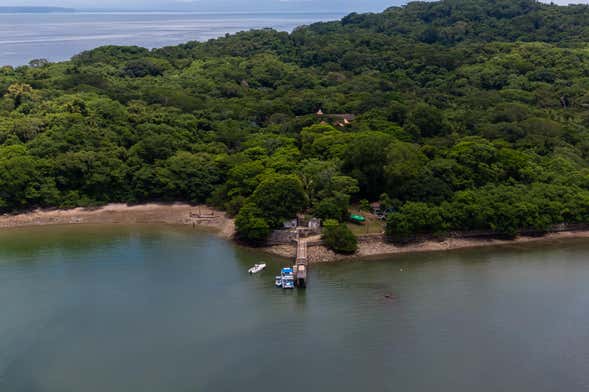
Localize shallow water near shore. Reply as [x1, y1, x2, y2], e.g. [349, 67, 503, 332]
[1, 225, 589, 391]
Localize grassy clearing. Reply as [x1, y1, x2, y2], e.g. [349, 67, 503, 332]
[346, 209, 385, 235]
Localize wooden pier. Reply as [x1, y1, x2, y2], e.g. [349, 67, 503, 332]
[293, 232, 308, 288]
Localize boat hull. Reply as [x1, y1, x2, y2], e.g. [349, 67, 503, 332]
[248, 264, 267, 274]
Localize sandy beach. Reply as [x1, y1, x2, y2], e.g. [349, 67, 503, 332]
[0, 203, 235, 238]
[2, 204, 589, 262]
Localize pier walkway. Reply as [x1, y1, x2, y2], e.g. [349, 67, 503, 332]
[293, 232, 309, 288]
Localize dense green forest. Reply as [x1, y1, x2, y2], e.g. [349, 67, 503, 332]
[3, 0, 589, 243]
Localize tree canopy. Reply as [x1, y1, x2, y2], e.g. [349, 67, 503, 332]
[3, 0, 589, 242]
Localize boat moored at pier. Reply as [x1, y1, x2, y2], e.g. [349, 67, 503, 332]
[278, 267, 295, 289]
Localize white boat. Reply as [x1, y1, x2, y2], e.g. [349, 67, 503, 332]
[248, 263, 266, 274]
[275, 276, 282, 287]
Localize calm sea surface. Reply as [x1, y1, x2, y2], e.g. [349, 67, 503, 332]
[0, 12, 345, 66]
[0, 224, 588, 391]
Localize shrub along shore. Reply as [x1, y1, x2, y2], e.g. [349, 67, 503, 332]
[267, 229, 589, 263]
[3, 204, 589, 262]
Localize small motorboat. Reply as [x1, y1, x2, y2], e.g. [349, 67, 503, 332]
[282, 275, 295, 289]
[275, 276, 283, 287]
[280, 267, 295, 289]
[349, 214, 366, 224]
[248, 263, 266, 274]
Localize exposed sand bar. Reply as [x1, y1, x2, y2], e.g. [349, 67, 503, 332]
[0, 203, 235, 238]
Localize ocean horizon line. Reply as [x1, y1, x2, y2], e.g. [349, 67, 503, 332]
[0, 8, 361, 15]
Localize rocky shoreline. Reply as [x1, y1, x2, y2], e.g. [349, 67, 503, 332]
[263, 230, 589, 263]
[3, 204, 589, 262]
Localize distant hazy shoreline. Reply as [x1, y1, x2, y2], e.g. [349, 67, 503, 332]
[0, 7, 75, 14]
[0, 11, 345, 66]
[0, 8, 346, 15]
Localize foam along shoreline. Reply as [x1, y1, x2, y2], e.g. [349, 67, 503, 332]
[0, 203, 235, 238]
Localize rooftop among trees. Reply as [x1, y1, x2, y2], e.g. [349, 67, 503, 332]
[2, 0, 589, 241]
